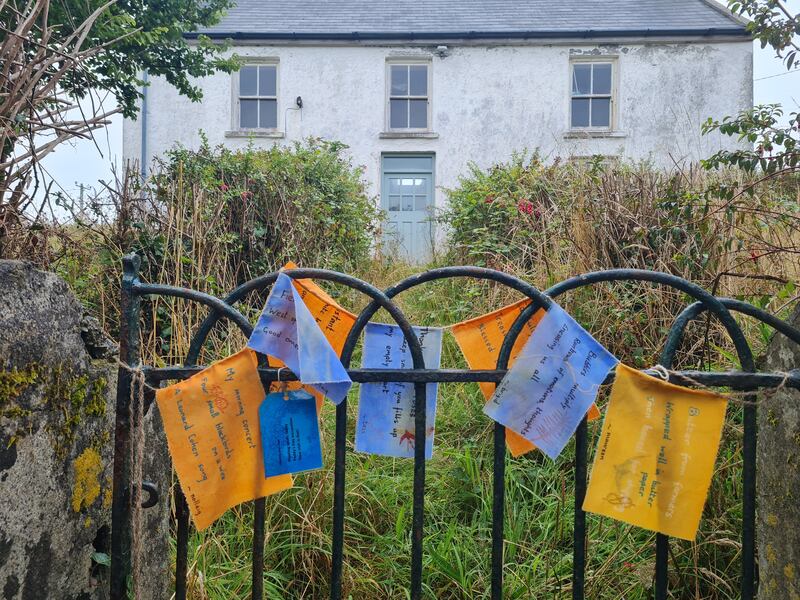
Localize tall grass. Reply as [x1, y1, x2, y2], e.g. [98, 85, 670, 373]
[8, 154, 798, 598]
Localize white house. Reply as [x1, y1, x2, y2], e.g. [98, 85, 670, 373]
[123, 0, 753, 260]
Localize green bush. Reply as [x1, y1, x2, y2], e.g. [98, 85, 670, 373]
[141, 136, 381, 281]
[440, 151, 797, 283]
[438, 152, 798, 366]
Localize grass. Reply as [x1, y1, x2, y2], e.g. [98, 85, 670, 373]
[175, 263, 756, 600]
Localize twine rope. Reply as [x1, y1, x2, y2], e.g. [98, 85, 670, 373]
[645, 365, 794, 406]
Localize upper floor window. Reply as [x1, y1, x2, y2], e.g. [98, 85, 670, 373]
[238, 64, 278, 130]
[388, 63, 430, 130]
[570, 62, 613, 129]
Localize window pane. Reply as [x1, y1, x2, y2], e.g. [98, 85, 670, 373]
[414, 195, 428, 211]
[572, 64, 591, 95]
[409, 99, 427, 128]
[240, 99, 258, 128]
[389, 178, 401, 194]
[409, 65, 427, 95]
[259, 66, 277, 96]
[390, 99, 408, 128]
[592, 63, 612, 95]
[388, 195, 400, 211]
[391, 66, 408, 95]
[240, 66, 258, 96]
[402, 195, 414, 211]
[571, 98, 590, 127]
[591, 98, 610, 127]
[259, 99, 277, 128]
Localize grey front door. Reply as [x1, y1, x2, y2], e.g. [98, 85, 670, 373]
[381, 155, 434, 262]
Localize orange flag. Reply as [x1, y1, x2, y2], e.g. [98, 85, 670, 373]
[451, 299, 601, 457]
[155, 349, 292, 530]
[583, 363, 728, 540]
[269, 263, 358, 407]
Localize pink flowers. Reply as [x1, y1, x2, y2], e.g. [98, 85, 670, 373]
[219, 183, 229, 192]
[485, 195, 495, 204]
[240, 191, 253, 200]
[517, 199, 534, 215]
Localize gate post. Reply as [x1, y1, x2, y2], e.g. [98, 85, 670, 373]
[110, 253, 142, 598]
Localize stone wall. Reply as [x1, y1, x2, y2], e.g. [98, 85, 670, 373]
[0, 261, 170, 600]
[757, 304, 800, 599]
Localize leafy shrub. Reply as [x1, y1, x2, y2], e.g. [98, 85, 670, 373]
[439, 151, 799, 365]
[140, 136, 381, 281]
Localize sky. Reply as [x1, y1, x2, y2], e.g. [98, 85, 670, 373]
[40, 1, 800, 204]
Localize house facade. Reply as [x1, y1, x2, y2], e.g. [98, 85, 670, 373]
[123, 0, 753, 261]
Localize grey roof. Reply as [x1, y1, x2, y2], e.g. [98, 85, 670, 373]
[192, 0, 749, 40]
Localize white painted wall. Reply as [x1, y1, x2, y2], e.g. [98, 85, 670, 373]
[124, 40, 752, 221]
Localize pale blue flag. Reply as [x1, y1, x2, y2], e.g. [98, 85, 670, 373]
[247, 272, 352, 404]
[483, 302, 618, 459]
[355, 323, 443, 459]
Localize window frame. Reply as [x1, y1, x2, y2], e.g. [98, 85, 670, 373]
[385, 59, 432, 132]
[568, 58, 618, 132]
[232, 58, 280, 132]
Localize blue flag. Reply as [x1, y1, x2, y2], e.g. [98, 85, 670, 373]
[483, 302, 618, 459]
[248, 272, 352, 404]
[355, 323, 443, 459]
[259, 390, 323, 477]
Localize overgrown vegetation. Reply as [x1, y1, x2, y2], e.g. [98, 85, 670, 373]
[439, 153, 799, 367]
[24, 138, 381, 363]
[2, 147, 798, 598]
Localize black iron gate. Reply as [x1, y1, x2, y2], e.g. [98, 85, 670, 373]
[110, 254, 800, 599]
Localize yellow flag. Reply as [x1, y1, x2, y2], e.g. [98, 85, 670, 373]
[583, 363, 727, 540]
[156, 348, 292, 530]
[271, 262, 358, 407]
[451, 299, 600, 457]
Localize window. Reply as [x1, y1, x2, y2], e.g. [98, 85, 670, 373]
[388, 63, 430, 130]
[238, 64, 278, 130]
[570, 62, 613, 129]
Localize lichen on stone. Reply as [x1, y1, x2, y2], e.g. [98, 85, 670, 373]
[0, 365, 39, 406]
[72, 447, 103, 513]
[45, 366, 109, 458]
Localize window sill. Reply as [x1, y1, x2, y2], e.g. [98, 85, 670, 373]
[563, 130, 627, 139]
[379, 131, 439, 139]
[225, 130, 285, 139]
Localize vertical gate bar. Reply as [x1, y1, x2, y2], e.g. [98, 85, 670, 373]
[572, 417, 588, 600]
[330, 399, 348, 599]
[655, 535, 668, 599]
[110, 254, 142, 599]
[491, 422, 506, 600]
[175, 488, 190, 600]
[252, 498, 266, 600]
[742, 400, 756, 599]
[410, 381, 427, 600]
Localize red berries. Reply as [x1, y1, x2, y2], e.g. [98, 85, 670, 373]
[517, 199, 534, 215]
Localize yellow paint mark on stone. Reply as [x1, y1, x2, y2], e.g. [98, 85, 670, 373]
[84, 516, 92, 529]
[785, 563, 796, 580]
[72, 448, 103, 512]
[767, 513, 779, 526]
